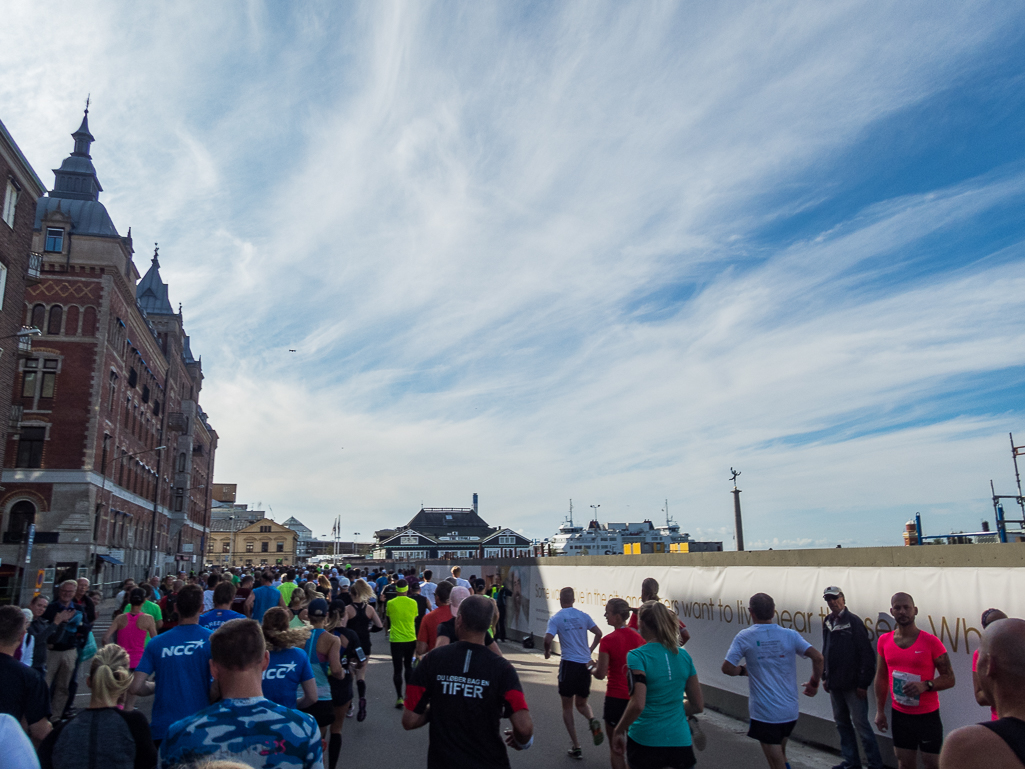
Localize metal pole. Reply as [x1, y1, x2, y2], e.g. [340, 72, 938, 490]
[146, 432, 164, 580]
[1012, 433, 1025, 521]
[992, 480, 1008, 543]
[915, 512, 923, 546]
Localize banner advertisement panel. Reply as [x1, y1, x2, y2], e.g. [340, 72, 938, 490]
[431, 561, 1017, 734]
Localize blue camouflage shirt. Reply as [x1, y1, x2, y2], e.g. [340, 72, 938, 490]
[159, 697, 323, 769]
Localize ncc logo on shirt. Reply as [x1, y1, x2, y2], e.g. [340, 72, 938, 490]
[161, 639, 207, 658]
[263, 662, 297, 680]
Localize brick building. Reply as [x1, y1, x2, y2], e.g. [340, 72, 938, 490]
[0, 109, 217, 602]
[0, 117, 47, 602]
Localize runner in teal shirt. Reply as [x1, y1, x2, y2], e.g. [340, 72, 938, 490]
[612, 601, 704, 768]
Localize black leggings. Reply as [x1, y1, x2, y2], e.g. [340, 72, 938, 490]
[391, 641, 416, 697]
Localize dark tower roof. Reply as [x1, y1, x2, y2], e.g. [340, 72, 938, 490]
[137, 246, 175, 315]
[36, 106, 119, 238]
[51, 106, 103, 203]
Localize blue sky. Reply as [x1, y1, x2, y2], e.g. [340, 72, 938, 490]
[2, 2, 1023, 548]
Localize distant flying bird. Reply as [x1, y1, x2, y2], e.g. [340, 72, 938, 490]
[289, 349, 296, 352]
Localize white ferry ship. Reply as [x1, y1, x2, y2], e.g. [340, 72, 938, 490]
[548, 501, 705, 555]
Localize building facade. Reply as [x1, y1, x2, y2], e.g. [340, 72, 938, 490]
[207, 518, 298, 568]
[0, 110, 216, 602]
[373, 495, 532, 560]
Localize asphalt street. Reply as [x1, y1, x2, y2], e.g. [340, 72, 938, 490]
[82, 611, 842, 769]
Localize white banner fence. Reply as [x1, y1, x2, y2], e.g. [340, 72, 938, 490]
[426, 560, 1018, 734]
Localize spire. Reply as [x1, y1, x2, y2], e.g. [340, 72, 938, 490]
[72, 96, 95, 158]
[137, 250, 175, 315]
[52, 105, 102, 202]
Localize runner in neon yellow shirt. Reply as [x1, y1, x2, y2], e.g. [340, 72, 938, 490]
[385, 581, 420, 708]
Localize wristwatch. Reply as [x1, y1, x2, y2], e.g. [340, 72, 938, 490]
[926, 680, 934, 691]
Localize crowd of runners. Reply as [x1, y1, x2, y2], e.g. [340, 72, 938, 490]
[0, 563, 1024, 769]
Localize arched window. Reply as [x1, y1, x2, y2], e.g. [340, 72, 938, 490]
[65, 306, 80, 336]
[6, 500, 36, 538]
[82, 306, 97, 336]
[31, 304, 45, 331]
[47, 305, 63, 335]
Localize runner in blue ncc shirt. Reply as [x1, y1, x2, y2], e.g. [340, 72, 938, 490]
[160, 619, 322, 769]
[246, 571, 287, 623]
[129, 584, 212, 747]
[261, 607, 317, 709]
[199, 582, 246, 631]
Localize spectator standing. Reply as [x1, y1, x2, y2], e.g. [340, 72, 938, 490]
[723, 592, 824, 769]
[592, 598, 645, 769]
[0, 605, 51, 743]
[246, 571, 286, 623]
[940, 618, 1025, 769]
[25, 595, 71, 675]
[402, 595, 533, 768]
[160, 618, 322, 769]
[821, 585, 883, 769]
[544, 587, 605, 759]
[38, 644, 156, 769]
[611, 601, 704, 769]
[129, 584, 213, 747]
[41, 579, 86, 722]
[874, 593, 955, 769]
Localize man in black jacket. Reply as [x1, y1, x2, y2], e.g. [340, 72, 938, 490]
[822, 586, 884, 769]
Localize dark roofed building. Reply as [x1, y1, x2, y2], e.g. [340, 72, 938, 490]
[373, 494, 532, 560]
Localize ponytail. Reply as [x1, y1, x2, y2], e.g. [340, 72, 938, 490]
[90, 644, 134, 702]
[638, 600, 680, 654]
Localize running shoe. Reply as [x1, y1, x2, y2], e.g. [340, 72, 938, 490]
[567, 746, 583, 760]
[347, 702, 355, 718]
[357, 697, 367, 722]
[590, 718, 604, 746]
[395, 696, 404, 709]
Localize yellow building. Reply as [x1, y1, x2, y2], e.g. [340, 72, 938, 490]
[207, 519, 299, 568]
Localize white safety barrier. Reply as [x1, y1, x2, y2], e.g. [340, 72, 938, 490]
[429, 561, 1018, 734]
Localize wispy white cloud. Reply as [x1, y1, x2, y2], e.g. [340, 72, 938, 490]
[1, 1, 1022, 546]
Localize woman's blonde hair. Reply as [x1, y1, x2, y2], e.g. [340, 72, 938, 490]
[262, 606, 310, 651]
[89, 644, 134, 701]
[637, 600, 680, 654]
[349, 579, 373, 602]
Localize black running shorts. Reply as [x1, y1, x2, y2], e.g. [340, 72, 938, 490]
[747, 718, 797, 745]
[303, 700, 335, 727]
[626, 738, 696, 769]
[891, 708, 943, 754]
[558, 660, 592, 699]
[330, 674, 353, 707]
[603, 696, 629, 728]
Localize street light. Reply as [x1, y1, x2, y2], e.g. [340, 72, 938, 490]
[0, 326, 42, 354]
[590, 504, 600, 521]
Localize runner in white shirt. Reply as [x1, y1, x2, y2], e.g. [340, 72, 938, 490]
[449, 567, 471, 589]
[544, 587, 604, 759]
[722, 592, 824, 769]
[419, 571, 437, 610]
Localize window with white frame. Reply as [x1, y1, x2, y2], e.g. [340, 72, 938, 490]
[498, 535, 515, 545]
[2, 180, 18, 228]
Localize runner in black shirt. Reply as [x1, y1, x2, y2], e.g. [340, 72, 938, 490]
[403, 595, 533, 769]
[408, 582, 430, 636]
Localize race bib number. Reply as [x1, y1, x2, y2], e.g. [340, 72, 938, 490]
[892, 671, 921, 707]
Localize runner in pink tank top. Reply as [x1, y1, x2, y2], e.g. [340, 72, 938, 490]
[120, 609, 148, 668]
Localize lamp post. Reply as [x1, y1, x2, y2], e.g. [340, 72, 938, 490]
[0, 326, 42, 353]
[590, 504, 600, 522]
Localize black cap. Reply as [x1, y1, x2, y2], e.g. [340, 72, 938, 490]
[308, 598, 329, 618]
